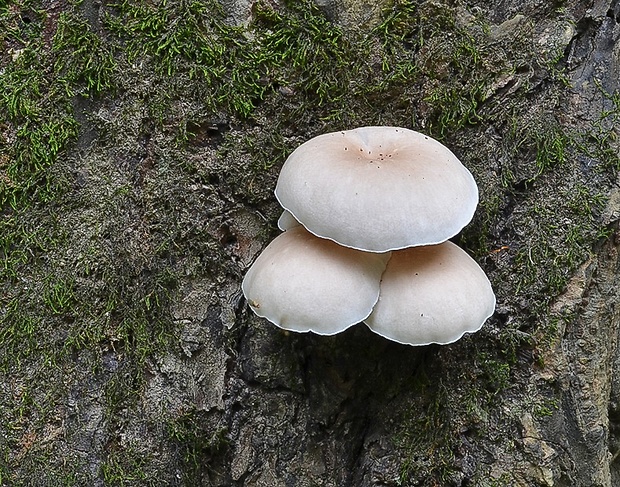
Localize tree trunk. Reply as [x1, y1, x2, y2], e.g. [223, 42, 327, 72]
[1, 0, 620, 486]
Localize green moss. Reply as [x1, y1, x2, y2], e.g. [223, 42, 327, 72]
[533, 398, 559, 418]
[101, 447, 159, 486]
[53, 12, 118, 94]
[103, 0, 261, 116]
[254, 0, 351, 106]
[0, 47, 78, 207]
[477, 352, 511, 393]
[507, 177, 607, 307]
[165, 409, 229, 483]
[396, 376, 454, 484]
[43, 275, 75, 314]
[587, 82, 620, 170]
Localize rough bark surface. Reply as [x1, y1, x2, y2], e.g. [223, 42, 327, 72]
[1, 0, 620, 486]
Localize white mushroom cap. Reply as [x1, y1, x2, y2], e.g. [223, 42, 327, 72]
[364, 241, 495, 346]
[277, 209, 300, 231]
[275, 126, 478, 252]
[242, 226, 391, 335]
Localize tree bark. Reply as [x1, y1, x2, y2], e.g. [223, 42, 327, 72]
[2, 0, 620, 486]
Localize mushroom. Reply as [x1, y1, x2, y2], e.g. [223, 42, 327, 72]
[277, 209, 300, 231]
[364, 241, 495, 346]
[275, 126, 478, 252]
[242, 226, 391, 335]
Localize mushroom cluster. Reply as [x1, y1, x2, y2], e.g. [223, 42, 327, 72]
[242, 126, 495, 346]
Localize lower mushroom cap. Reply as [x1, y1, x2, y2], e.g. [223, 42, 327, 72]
[364, 241, 495, 345]
[242, 226, 391, 335]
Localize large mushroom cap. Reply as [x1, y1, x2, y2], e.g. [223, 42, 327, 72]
[275, 126, 478, 252]
[242, 226, 391, 335]
[364, 241, 495, 346]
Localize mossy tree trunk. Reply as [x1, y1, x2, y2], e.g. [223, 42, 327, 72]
[1, 0, 620, 485]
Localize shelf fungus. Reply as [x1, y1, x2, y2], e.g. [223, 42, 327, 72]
[364, 242, 496, 346]
[242, 226, 390, 335]
[243, 127, 495, 346]
[274, 126, 478, 252]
